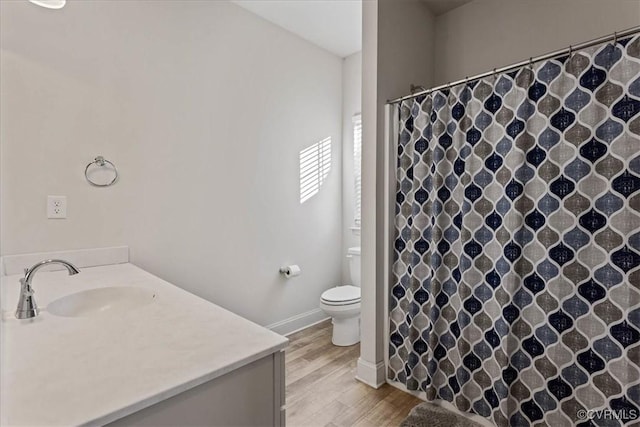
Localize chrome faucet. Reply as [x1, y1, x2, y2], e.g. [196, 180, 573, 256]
[15, 259, 80, 319]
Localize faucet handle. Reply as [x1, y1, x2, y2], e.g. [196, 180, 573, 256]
[18, 278, 34, 296]
[15, 277, 39, 319]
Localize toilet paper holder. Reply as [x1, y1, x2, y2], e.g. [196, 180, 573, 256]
[279, 265, 301, 278]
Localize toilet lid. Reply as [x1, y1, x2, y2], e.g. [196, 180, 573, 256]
[321, 285, 361, 304]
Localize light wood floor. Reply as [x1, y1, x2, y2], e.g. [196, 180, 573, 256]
[285, 320, 422, 427]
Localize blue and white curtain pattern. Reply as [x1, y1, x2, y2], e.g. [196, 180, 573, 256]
[388, 35, 640, 426]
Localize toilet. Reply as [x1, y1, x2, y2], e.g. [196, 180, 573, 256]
[320, 246, 361, 346]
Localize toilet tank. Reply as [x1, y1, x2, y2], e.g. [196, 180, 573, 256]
[347, 247, 361, 287]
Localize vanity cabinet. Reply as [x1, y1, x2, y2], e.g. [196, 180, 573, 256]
[108, 351, 286, 427]
[1, 257, 288, 427]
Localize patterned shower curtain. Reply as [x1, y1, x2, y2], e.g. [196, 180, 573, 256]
[388, 35, 640, 426]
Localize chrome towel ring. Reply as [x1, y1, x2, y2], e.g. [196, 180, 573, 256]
[85, 156, 118, 187]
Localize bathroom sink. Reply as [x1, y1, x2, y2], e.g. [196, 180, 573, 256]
[47, 287, 156, 317]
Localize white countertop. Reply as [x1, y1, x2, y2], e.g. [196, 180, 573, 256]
[0, 263, 288, 426]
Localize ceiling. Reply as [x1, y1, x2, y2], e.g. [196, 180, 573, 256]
[232, 0, 362, 58]
[421, 0, 473, 16]
[232, 0, 472, 58]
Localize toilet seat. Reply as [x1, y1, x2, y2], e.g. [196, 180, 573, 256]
[321, 285, 361, 306]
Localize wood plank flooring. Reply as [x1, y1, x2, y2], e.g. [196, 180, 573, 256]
[285, 320, 422, 427]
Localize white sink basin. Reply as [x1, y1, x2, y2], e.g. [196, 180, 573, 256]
[47, 286, 157, 317]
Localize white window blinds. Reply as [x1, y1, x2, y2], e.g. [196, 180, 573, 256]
[300, 137, 332, 204]
[353, 114, 362, 226]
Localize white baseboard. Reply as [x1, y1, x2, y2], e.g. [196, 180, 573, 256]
[356, 358, 386, 388]
[266, 308, 329, 336]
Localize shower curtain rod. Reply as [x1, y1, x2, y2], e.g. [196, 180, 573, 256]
[387, 25, 640, 105]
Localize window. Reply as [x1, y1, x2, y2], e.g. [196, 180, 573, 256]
[353, 114, 362, 226]
[299, 137, 332, 204]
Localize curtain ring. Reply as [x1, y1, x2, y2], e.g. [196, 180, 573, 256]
[568, 45, 573, 59]
[529, 57, 534, 69]
[613, 31, 618, 45]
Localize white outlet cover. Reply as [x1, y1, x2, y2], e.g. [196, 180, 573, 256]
[47, 195, 67, 219]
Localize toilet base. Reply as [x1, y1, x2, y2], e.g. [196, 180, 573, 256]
[331, 316, 360, 346]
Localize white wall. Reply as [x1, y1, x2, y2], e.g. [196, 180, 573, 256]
[434, 0, 640, 85]
[0, 0, 343, 329]
[341, 51, 362, 284]
[358, 0, 436, 387]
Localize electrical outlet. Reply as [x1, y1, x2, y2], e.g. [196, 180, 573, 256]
[47, 195, 67, 219]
